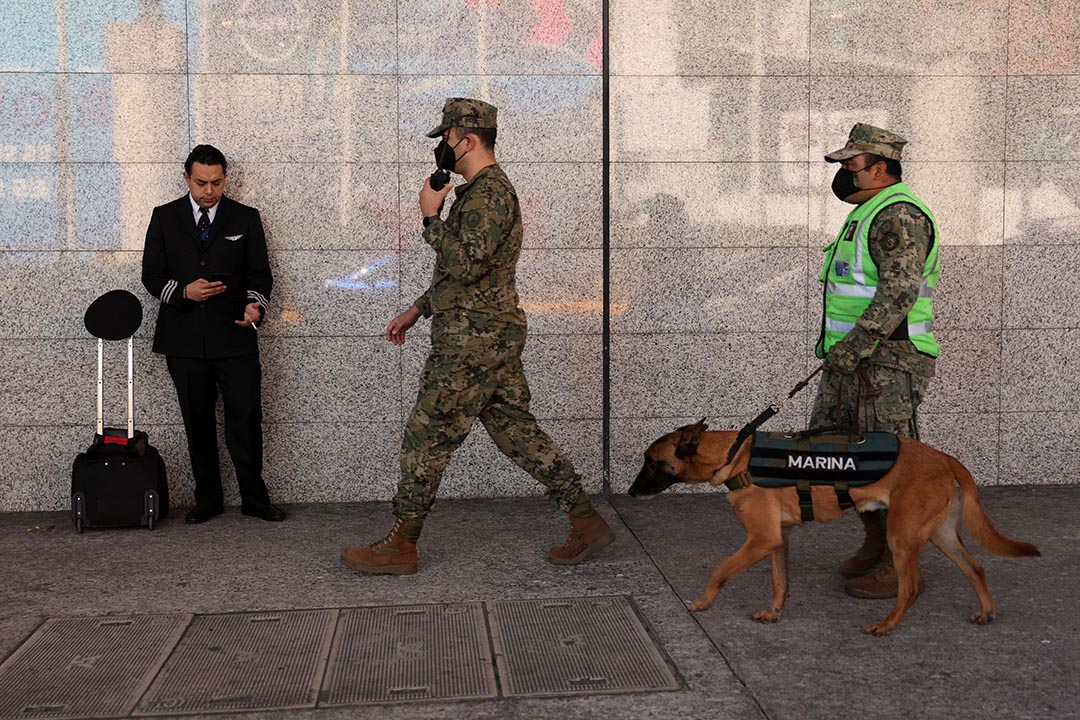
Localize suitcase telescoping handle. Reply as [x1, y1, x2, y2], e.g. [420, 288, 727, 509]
[96, 339, 103, 436]
[96, 337, 134, 439]
[127, 336, 134, 438]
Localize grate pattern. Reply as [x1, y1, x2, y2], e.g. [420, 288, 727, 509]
[321, 603, 496, 705]
[488, 596, 679, 697]
[134, 609, 337, 715]
[0, 614, 190, 720]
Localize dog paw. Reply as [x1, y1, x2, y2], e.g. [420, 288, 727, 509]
[969, 610, 995, 625]
[863, 622, 894, 637]
[752, 609, 781, 623]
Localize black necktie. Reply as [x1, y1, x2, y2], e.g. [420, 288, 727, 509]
[197, 208, 210, 238]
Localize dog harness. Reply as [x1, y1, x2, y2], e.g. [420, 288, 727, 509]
[724, 430, 900, 521]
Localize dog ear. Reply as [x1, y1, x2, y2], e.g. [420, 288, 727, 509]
[674, 419, 708, 459]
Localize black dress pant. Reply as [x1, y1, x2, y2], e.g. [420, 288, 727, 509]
[166, 353, 270, 509]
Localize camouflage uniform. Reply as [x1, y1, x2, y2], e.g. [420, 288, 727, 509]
[810, 125, 936, 439]
[395, 101, 586, 521]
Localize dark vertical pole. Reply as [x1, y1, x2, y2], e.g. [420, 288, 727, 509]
[601, 0, 611, 496]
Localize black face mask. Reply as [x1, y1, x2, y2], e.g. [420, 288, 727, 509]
[433, 137, 466, 173]
[831, 168, 860, 203]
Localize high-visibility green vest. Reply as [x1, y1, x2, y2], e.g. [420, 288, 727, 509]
[815, 182, 941, 360]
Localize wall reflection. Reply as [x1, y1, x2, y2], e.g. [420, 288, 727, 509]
[1, 0, 1078, 508]
[604, 0, 1080, 490]
[325, 255, 397, 293]
[1, 0, 604, 252]
[401, 0, 601, 74]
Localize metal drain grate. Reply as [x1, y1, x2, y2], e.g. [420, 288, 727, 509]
[0, 614, 190, 720]
[134, 609, 337, 715]
[320, 603, 496, 705]
[488, 596, 680, 697]
[1, 597, 680, 715]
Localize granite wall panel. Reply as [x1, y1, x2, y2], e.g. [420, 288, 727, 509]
[0, 0, 1076, 511]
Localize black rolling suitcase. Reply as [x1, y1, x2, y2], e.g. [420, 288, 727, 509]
[71, 290, 169, 532]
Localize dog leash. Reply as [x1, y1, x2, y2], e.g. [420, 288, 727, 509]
[724, 365, 824, 466]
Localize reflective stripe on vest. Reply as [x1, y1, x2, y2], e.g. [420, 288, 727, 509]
[828, 316, 935, 336]
[826, 281, 935, 299]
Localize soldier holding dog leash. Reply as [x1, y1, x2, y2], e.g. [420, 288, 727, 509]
[814, 124, 941, 600]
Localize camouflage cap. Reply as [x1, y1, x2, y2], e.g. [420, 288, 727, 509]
[824, 123, 907, 163]
[425, 98, 498, 138]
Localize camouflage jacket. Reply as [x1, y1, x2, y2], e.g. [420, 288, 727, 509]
[841, 201, 937, 376]
[414, 164, 526, 327]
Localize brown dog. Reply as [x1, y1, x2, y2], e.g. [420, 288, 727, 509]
[628, 421, 1040, 636]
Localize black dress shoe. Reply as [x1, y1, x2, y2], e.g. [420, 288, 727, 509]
[185, 505, 223, 524]
[241, 502, 286, 521]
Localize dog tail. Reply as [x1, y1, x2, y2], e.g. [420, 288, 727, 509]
[951, 456, 1041, 558]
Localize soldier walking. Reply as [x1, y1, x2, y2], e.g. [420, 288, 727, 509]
[812, 123, 941, 599]
[340, 98, 614, 575]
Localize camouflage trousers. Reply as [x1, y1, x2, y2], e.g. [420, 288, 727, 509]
[809, 362, 931, 438]
[394, 313, 585, 521]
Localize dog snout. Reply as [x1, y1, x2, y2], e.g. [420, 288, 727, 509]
[628, 464, 654, 497]
[629, 462, 677, 497]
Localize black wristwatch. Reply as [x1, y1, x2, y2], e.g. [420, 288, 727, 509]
[422, 215, 439, 227]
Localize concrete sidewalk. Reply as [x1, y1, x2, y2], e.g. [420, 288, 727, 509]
[1, 486, 1076, 720]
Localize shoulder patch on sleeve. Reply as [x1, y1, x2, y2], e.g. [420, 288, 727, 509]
[464, 210, 483, 228]
[887, 202, 931, 230]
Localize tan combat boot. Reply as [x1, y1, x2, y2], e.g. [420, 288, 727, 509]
[839, 510, 887, 578]
[845, 548, 925, 599]
[547, 514, 615, 565]
[340, 518, 420, 575]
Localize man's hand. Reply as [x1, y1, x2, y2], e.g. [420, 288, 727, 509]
[185, 279, 227, 302]
[823, 340, 861, 375]
[235, 302, 262, 328]
[386, 306, 422, 345]
[419, 176, 454, 218]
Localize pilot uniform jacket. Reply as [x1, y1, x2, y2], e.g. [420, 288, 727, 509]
[141, 195, 272, 359]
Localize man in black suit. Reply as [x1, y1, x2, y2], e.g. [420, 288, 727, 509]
[141, 144, 285, 523]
